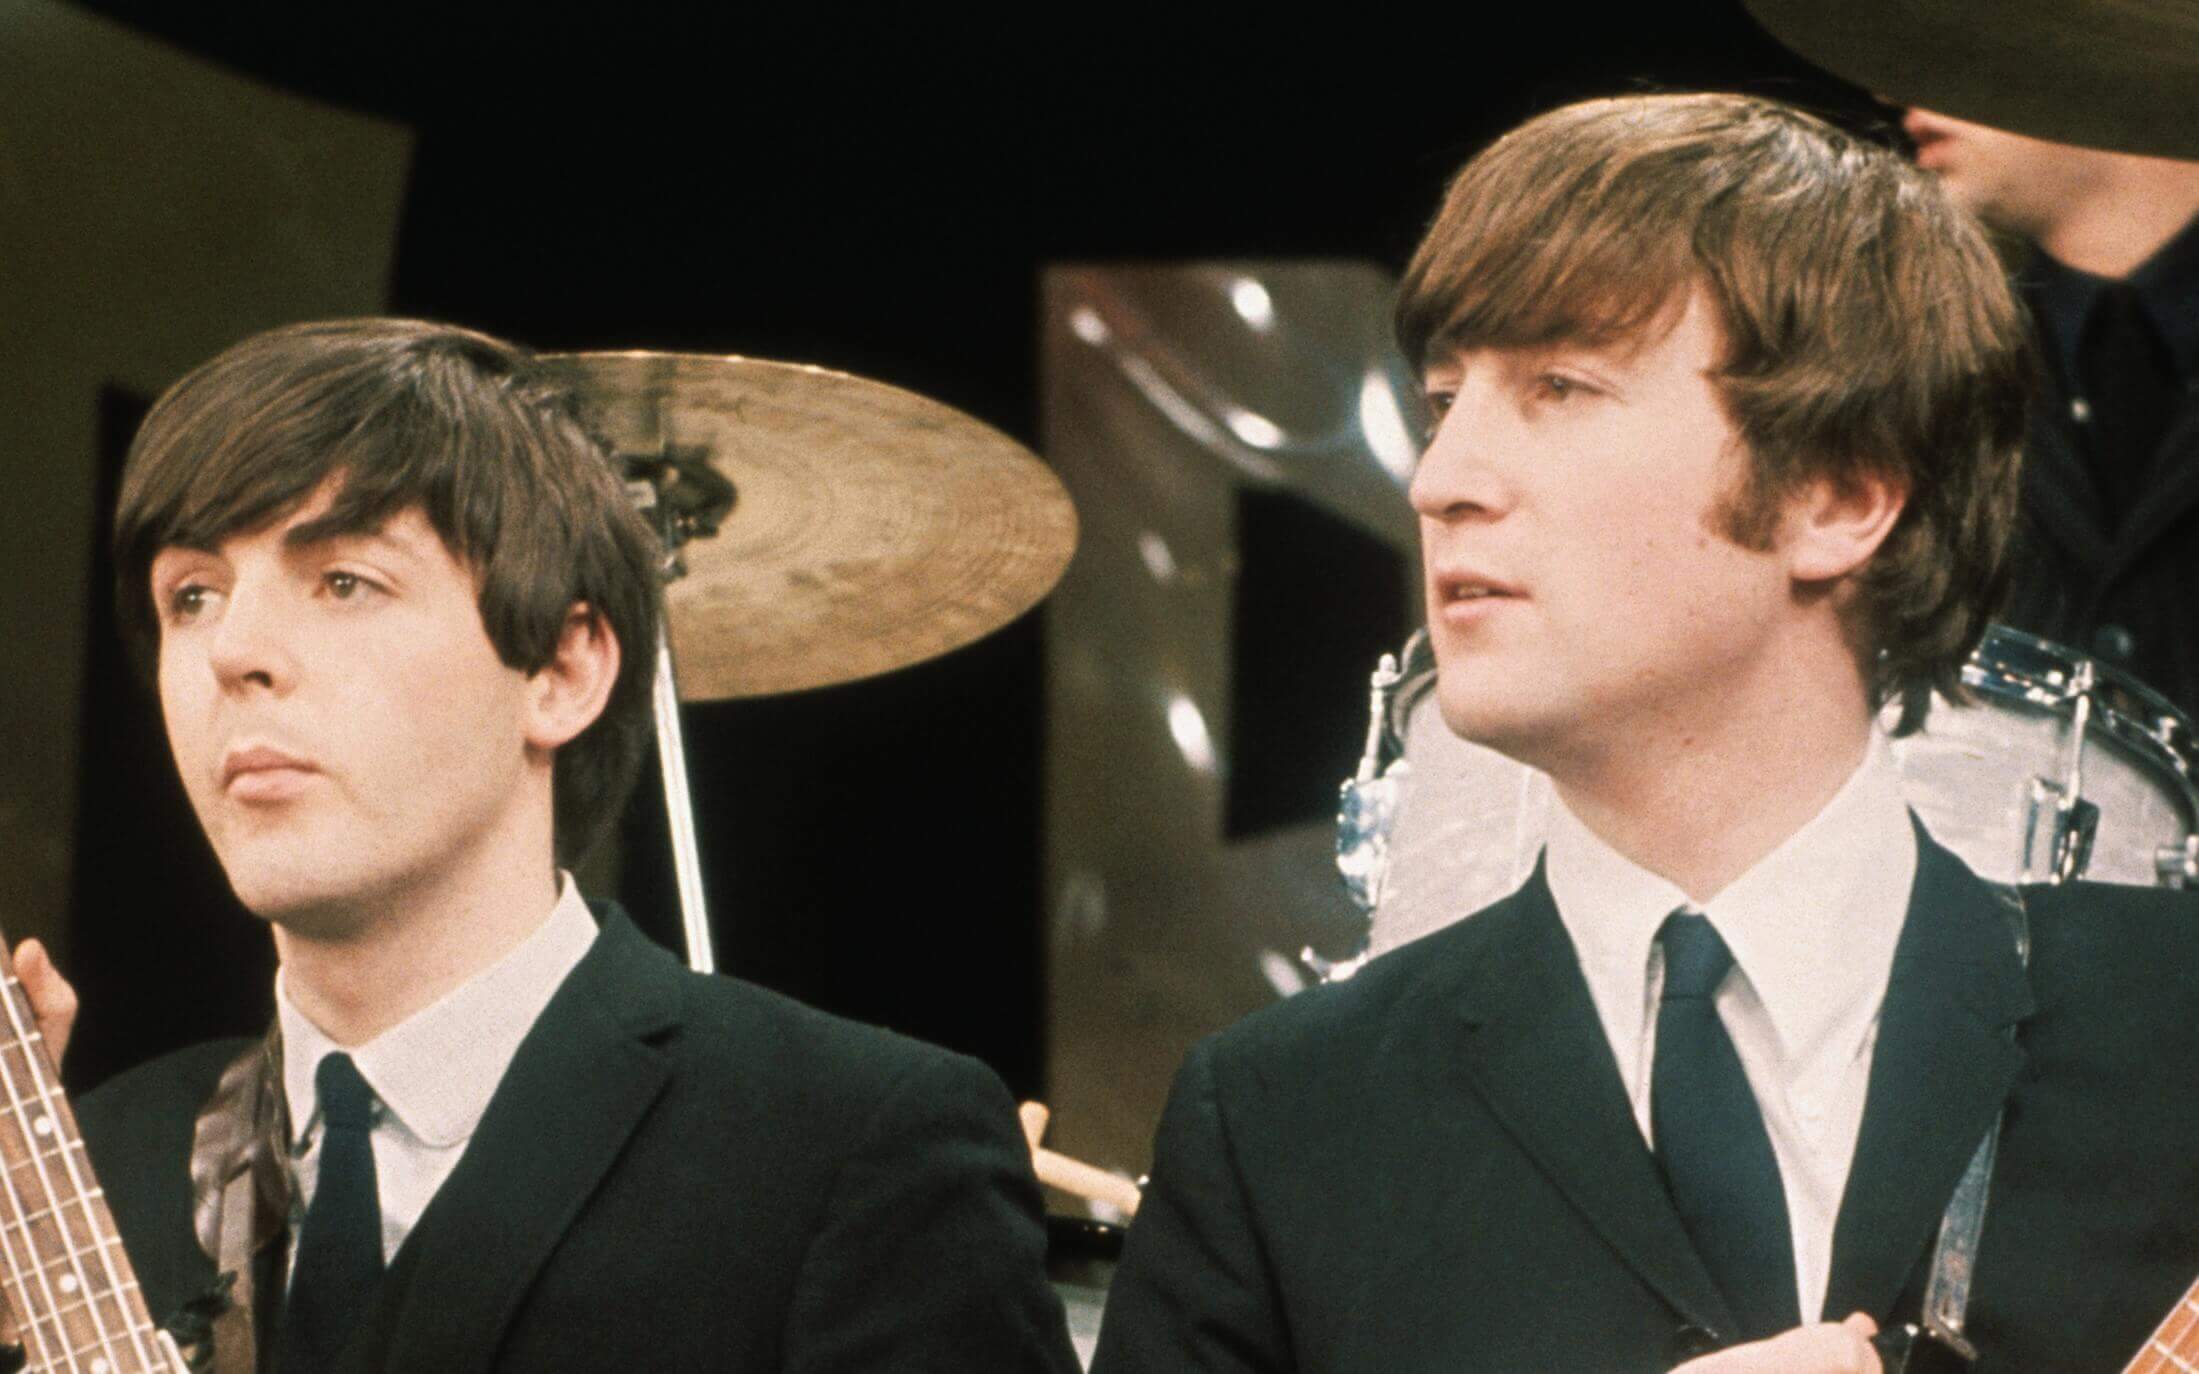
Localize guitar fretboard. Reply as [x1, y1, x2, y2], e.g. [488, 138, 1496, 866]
[2129, 1279, 2199, 1373]
[0, 950, 184, 1373]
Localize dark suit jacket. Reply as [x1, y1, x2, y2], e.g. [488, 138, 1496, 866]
[1091, 836, 2199, 1373]
[79, 912, 1079, 1373]
[2001, 313, 2199, 719]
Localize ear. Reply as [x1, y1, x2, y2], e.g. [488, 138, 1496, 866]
[522, 602, 622, 753]
[1781, 468, 1908, 586]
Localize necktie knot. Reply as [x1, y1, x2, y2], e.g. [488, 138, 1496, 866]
[315, 1053, 377, 1132]
[1658, 911, 1734, 1002]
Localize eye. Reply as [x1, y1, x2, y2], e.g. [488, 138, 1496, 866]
[1534, 373, 1580, 401]
[321, 570, 380, 602]
[1420, 389, 1456, 443]
[165, 582, 216, 622]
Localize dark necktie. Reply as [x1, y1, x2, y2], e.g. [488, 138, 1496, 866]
[1652, 912, 1800, 1342]
[281, 1052, 385, 1374]
[2076, 281, 2175, 528]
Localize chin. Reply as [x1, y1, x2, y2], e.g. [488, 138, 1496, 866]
[218, 855, 368, 933]
[1434, 689, 1556, 769]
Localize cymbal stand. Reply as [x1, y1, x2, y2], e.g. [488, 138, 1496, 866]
[649, 626, 716, 973]
[622, 435, 739, 974]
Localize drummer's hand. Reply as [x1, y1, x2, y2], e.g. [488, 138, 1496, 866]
[1672, 1313, 1881, 1374]
[14, 939, 79, 1068]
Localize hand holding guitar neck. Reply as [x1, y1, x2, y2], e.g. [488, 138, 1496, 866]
[12, 942, 77, 1070]
[0, 938, 77, 1366]
[0, 934, 186, 1372]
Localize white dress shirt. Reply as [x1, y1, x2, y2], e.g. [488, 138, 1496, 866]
[277, 874, 598, 1264]
[1545, 735, 1917, 1324]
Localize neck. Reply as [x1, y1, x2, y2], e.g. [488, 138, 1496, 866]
[2034, 157, 2199, 278]
[272, 807, 560, 1046]
[1544, 638, 1876, 903]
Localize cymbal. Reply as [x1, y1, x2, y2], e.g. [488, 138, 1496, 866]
[539, 351, 1078, 701]
[1745, 0, 2199, 160]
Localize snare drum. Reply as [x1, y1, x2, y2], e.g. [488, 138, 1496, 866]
[1331, 625, 2199, 968]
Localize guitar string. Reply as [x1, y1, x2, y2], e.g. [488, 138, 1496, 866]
[0, 972, 157, 1371]
[2155, 1285, 2199, 1369]
[2130, 1289, 2199, 1374]
[0, 1033, 72, 1374]
[0, 992, 124, 1374]
[2129, 1289, 2198, 1373]
[2171, 1295, 2199, 1357]
[0, 971, 161, 1371]
[0, 1014, 97, 1371]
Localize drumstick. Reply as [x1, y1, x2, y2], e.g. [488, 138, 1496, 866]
[1019, 1101, 1143, 1217]
[1019, 1101, 1050, 1150]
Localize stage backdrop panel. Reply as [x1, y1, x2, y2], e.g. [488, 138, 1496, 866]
[1041, 262, 1420, 1185]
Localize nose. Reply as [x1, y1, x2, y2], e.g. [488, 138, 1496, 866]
[1408, 379, 1515, 526]
[204, 584, 299, 697]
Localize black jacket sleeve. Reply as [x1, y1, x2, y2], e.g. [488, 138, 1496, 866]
[1090, 1038, 1294, 1374]
[783, 1049, 1080, 1373]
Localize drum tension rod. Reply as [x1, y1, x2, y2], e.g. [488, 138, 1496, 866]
[2158, 836, 2199, 890]
[2023, 660, 2102, 885]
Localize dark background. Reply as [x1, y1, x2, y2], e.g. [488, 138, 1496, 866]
[56, 3, 1871, 1099]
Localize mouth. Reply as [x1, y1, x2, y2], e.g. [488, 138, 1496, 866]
[221, 745, 320, 797]
[1431, 569, 1526, 618]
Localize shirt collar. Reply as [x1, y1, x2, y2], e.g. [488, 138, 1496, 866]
[1706, 737, 1916, 1065]
[2131, 209, 2199, 377]
[2027, 210, 2199, 382]
[277, 873, 599, 1149]
[1547, 734, 1917, 1065]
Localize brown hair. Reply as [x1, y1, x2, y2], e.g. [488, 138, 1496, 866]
[115, 318, 663, 863]
[1396, 92, 2034, 730]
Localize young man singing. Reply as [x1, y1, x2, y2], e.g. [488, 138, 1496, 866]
[65, 319, 1076, 1372]
[1091, 93, 2199, 1373]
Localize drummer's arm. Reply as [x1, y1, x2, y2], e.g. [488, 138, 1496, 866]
[1090, 1039, 1294, 1374]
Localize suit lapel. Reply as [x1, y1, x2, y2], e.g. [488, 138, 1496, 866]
[2019, 390, 2117, 573]
[353, 913, 680, 1374]
[2019, 373, 2199, 581]
[2109, 394, 2199, 572]
[1822, 830, 2032, 1322]
[1447, 869, 1737, 1337]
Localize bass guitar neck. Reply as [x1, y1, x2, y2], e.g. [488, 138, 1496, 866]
[0, 937, 187, 1372]
[2125, 1274, 2199, 1373]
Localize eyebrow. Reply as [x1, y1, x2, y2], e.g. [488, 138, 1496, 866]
[280, 514, 419, 562]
